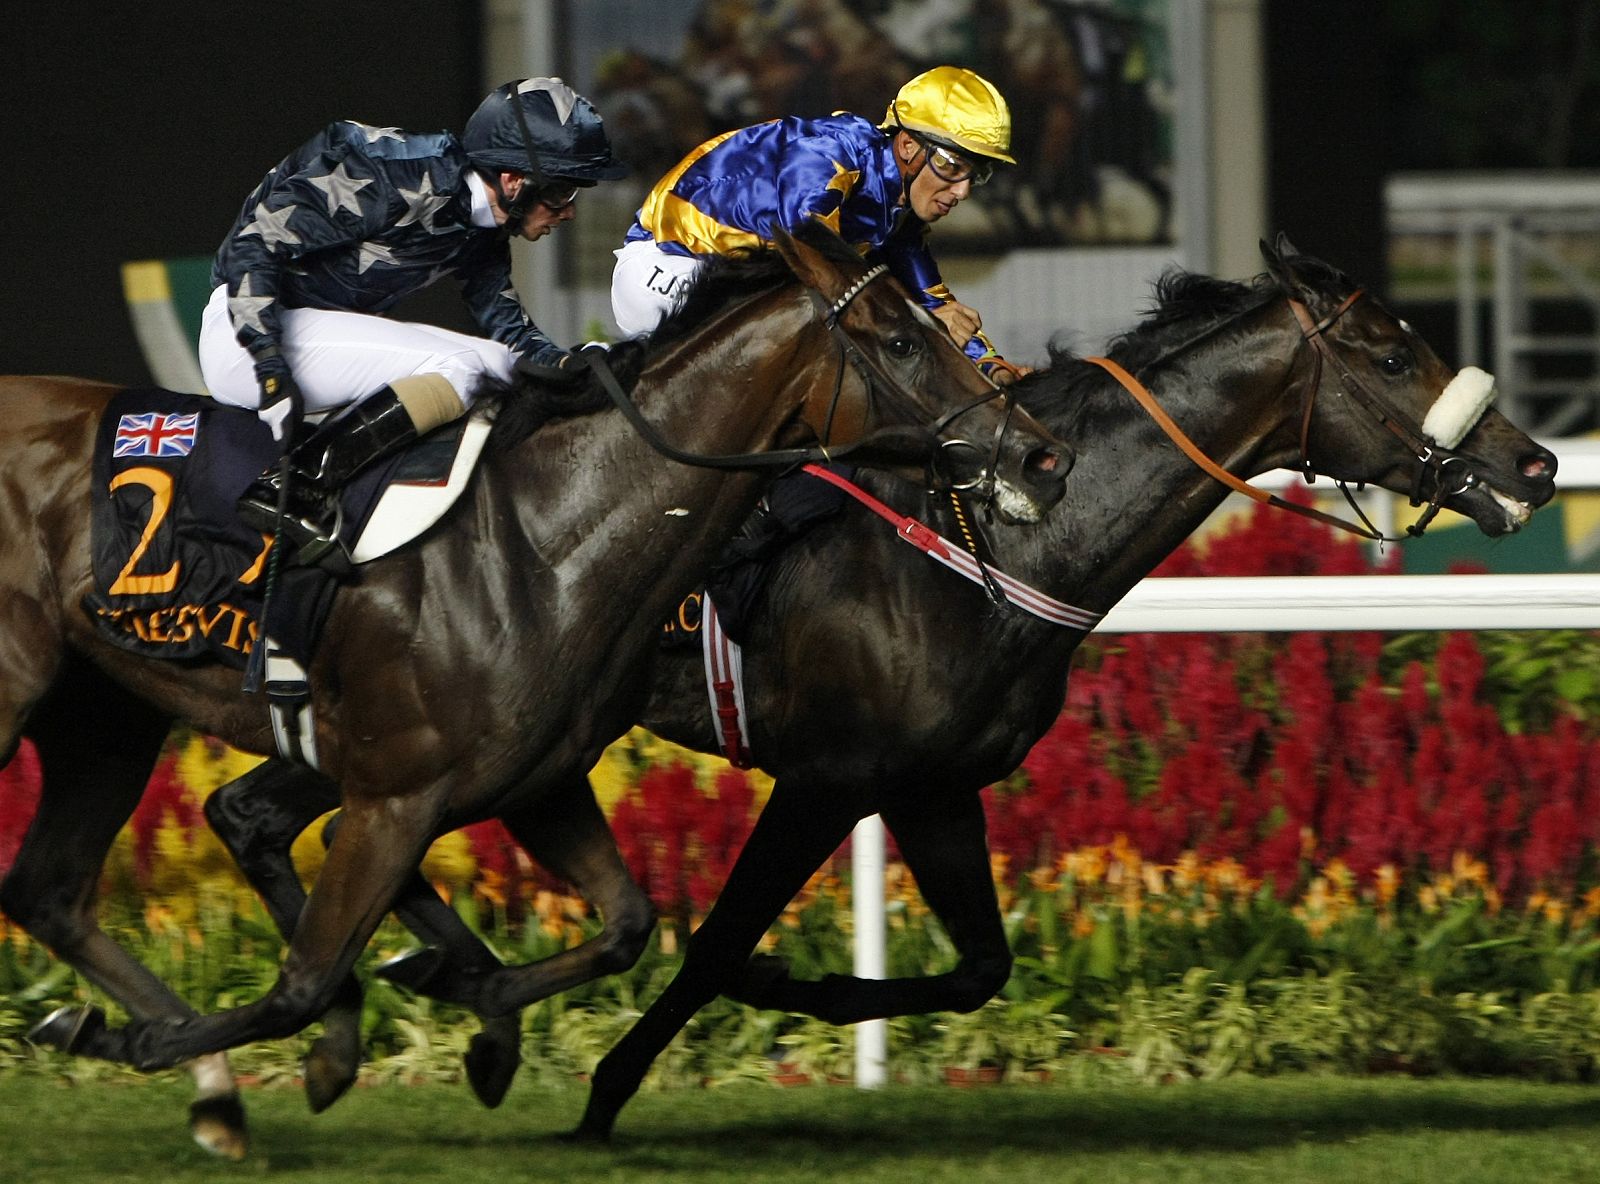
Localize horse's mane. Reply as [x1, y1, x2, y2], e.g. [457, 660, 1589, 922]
[1015, 252, 1355, 431]
[480, 221, 864, 450]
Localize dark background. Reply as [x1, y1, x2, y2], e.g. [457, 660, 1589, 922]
[2, 1, 483, 379]
[1264, 1, 1387, 304]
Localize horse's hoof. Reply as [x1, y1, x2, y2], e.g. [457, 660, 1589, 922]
[375, 947, 447, 994]
[560, 1120, 614, 1145]
[28, 1005, 107, 1054]
[464, 1021, 522, 1109]
[303, 1036, 361, 1114]
[189, 1094, 250, 1161]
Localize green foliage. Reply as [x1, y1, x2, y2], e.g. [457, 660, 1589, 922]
[13, 871, 1600, 1090]
[1382, 629, 1600, 732]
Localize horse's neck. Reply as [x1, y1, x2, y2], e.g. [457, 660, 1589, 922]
[485, 293, 821, 592]
[996, 347, 1302, 616]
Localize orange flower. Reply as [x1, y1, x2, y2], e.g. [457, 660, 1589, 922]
[1172, 851, 1200, 892]
[1141, 862, 1167, 898]
[475, 867, 509, 909]
[1374, 864, 1399, 908]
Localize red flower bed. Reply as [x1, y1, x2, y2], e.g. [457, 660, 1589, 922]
[988, 494, 1600, 900]
[0, 740, 41, 876]
[611, 762, 758, 922]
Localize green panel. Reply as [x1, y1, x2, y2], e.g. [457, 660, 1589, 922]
[163, 255, 215, 348]
[1399, 501, 1583, 574]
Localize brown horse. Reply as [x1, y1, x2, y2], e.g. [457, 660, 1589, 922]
[206, 236, 1556, 1142]
[0, 222, 1069, 1156]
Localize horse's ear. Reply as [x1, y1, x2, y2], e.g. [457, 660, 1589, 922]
[771, 223, 847, 301]
[1261, 232, 1303, 294]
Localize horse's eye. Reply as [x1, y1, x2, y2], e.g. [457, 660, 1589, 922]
[1378, 351, 1412, 376]
[887, 335, 920, 359]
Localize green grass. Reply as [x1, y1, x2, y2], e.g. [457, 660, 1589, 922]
[1, 1075, 1598, 1183]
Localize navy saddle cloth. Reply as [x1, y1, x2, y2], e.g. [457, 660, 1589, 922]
[82, 388, 458, 670]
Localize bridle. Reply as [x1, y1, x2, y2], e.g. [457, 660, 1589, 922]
[582, 261, 1018, 496]
[1285, 292, 1480, 536]
[1087, 287, 1487, 542]
[808, 268, 1019, 502]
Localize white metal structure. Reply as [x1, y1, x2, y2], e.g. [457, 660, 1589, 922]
[1388, 172, 1600, 437]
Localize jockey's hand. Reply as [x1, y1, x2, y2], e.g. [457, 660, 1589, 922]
[257, 371, 304, 447]
[932, 300, 983, 349]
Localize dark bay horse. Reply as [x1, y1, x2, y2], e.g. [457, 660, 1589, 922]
[0, 222, 1069, 1157]
[206, 236, 1556, 1142]
[567, 240, 1555, 1139]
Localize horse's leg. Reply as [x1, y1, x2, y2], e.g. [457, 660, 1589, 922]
[575, 778, 861, 1141]
[213, 766, 653, 1109]
[726, 788, 1011, 1023]
[315, 807, 530, 1109]
[36, 786, 445, 1070]
[4, 687, 249, 1160]
[378, 775, 656, 1106]
[202, 759, 368, 1112]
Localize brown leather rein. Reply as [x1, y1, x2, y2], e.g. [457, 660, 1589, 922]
[1087, 290, 1482, 542]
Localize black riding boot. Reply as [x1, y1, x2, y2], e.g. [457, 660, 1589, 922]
[238, 386, 419, 570]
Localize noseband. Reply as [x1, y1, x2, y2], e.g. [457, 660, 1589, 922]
[1089, 289, 1487, 542]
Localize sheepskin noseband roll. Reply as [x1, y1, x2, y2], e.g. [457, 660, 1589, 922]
[1422, 366, 1496, 449]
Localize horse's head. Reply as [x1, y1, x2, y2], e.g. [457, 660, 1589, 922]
[769, 222, 1070, 524]
[1263, 234, 1556, 536]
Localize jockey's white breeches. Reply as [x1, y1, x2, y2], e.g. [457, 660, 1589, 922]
[199, 284, 516, 415]
[610, 239, 705, 338]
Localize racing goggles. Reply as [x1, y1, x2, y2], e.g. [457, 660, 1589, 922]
[916, 136, 993, 187]
[531, 182, 581, 211]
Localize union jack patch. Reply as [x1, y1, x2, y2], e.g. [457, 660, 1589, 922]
[114, 412, 200, 458]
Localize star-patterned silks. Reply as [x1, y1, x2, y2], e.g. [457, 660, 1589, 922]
[815, 160, 863, 234]
[395, 173, 452, 234]
[227, 274, 275, 336]
[356, 241, 400, 274]
[352, 122, 405, 143]
[238, 201, 303, 249]
[213, 121, 567, 369]
[307, 161, 373, 218]
[517, 77, 576, 124]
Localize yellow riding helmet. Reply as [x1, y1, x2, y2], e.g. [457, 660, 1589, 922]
[881, 66, 1016, 165]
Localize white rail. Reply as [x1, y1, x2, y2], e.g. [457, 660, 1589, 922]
[851, 456, 1600, 1086]
[1100, 573, 1600, 633]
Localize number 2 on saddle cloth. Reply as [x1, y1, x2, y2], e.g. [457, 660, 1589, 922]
[82, 388, 468, 671]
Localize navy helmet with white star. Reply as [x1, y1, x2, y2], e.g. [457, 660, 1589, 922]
[464, 78, 629, 183]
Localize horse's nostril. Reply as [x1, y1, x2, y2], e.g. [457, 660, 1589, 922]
[1521, 453, 1555, 480]
[1027, 447, 1066, 475]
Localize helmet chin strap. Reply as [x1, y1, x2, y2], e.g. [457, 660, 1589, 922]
[497, 90, 555, 238]
[889, 117, 928, 215]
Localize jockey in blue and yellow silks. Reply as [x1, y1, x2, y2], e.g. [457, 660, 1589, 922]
[611, 67, 1028, 383]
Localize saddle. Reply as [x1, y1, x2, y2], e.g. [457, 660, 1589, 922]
[83, 388, 490, 672]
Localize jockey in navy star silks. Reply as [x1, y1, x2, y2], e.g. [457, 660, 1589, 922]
[610, 66, 1027, 384]
[199, 77, 628, 566]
